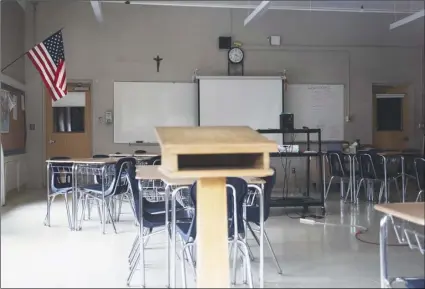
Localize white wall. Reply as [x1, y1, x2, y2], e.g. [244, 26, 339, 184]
[24, 2, 424, 188]
[4, 153, 26, 188]
[1, 0, 25, 83]
[1, 0, 27, 204]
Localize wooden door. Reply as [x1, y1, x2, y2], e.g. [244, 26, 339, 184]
[45, 84, 92, 159]
[373, 85, 409, 150]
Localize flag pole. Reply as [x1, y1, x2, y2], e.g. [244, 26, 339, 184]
[0, 27, 64, 73]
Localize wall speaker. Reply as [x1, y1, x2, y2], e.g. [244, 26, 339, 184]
[280, 113, 294, 131]
[218, 36, 232, 50]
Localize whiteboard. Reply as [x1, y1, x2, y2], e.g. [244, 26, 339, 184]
[285, 84, 344, 141]
[198, 77, 283, 143]
[113, 82, 197, 143]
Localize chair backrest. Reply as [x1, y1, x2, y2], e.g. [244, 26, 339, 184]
[246, 168, 276, 224]
[93, 154, 109, 158]
[357, 152, 380, 179]
[50, 156, 70, 160]
[49, 157, 72, 189]
[326, 151, 347, 178]
[415, 158, 425, 190]
[188, 177, 248, 240]
[104, 157, 136, 196]
[145, 155, 161, 165]
[134, 150, 147, 154]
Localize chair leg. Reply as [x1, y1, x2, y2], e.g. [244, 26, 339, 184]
[86, 196, 92, 220]
[43, 196, 53, 227]
[63, 193, 72, 230]
[231, 238, 238, 285]
[117, 194, 124, 222]
[264, 229, 283, 274]
[105, 199, 117, 234]
[416, 190, 424, 202]
[96, 199, 103, 224]
[180, 246, 188, 288]
[78, 194, 87, 230]
[237, 240, 253, 288]
[378, 182, 385, 203]
[325, 176, 334, 200]
[128, 234, 139, 260]
[246, 242, 255, 261]
[355, 178, 364, 200]
[126, 252, 140, 286]
[247, 222, 260, 246]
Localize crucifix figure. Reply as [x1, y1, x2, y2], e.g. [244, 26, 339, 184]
[154, 55, 163, 72]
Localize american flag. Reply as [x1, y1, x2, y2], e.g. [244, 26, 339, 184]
[27, 30, 67, 101]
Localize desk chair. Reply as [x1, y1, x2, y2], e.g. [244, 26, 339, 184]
[355, 152, 401, 203]
[325, 151, 351, 200]
[81, 154, 115, 221]
[245, 168, 282, 275]
[44, 157, 73, 229]
[78, 157, 136, 234]
[177, 178, 254, 288]
[140, 156, 163, 202]
[414, 158, 425, 202]
[126, 166, 190, 287]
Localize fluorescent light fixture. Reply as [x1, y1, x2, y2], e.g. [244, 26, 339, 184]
[376, 94, 405, 99]
[244, 0, 271, 26]
[390, 9, 424, 30]
[91, 1, 104, 23]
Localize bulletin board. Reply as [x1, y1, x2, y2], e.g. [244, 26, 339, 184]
[0, 83, 26, 155]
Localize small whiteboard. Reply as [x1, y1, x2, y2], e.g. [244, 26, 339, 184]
[285, 84, 344, 141]
[114, 82, 197, 143]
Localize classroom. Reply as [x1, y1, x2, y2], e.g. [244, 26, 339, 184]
[0, 0, 424, 288]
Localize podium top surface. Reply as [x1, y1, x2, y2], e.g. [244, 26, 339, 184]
[155, 126, 277, 154]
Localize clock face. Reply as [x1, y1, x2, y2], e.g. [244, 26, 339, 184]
[228, 47, 244, 64]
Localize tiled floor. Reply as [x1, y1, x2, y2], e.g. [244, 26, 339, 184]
[1, 189, 424, 288]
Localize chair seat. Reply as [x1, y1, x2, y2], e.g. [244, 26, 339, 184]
[143, 199, 183, 214]
[50, 187, 72, 195]
[81, 184, 114, 196]
[403, 278, 425, 289]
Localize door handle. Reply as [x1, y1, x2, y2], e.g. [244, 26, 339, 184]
[49, 140, 56, 144]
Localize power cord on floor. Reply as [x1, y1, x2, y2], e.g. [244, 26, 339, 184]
[285, 211, 324, 220]
[354, 228, 407, 247]
[298, 217, 408, 247]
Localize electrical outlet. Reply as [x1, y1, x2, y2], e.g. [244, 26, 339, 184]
[291, 168, 296, 174]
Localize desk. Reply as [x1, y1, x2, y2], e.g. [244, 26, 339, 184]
[135, 165, 266, 288]
[45, 158, 119, 232]
[109, 153, 158, 158]
[375, 203, 424, 288]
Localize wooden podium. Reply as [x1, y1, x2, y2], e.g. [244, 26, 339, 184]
[156, 126, 277, 288]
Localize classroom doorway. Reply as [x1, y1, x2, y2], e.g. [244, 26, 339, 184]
[45, 84, 92, 159]
[372, 84, 409, 150]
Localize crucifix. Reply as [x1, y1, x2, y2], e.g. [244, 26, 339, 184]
[153, 55, 163, 72]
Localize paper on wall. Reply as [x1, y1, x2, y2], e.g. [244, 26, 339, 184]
[21, 94, 25, 111]
[8, 95, 16, 112]
[12, 95, 18, 120]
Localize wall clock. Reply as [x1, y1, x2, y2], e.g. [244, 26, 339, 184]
[228, 47, 244, 76]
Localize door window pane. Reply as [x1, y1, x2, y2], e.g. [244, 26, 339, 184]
[376, 97, 403, 131]
[52, 92, 86, 133]
[53, 107, 85, 132]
